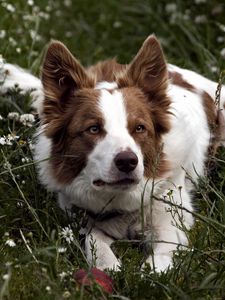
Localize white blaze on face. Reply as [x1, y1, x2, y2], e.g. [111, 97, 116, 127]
[85, 83, 144, 189]
[99, 89, 128, 139]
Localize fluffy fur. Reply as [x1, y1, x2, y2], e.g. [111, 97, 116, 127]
[2, 35, 225, 272]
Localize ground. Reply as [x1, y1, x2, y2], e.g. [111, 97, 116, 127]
[0, 1, 225, 299]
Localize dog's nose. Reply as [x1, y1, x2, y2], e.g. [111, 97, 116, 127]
[114, 151, 138, 173]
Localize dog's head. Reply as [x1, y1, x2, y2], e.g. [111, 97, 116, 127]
[41, 35, 170, 195]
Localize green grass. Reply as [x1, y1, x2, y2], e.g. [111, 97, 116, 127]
[0, 0, 225, 299]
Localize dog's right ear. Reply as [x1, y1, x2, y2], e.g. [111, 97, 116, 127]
[42, 41, 94, 99]
[42, 41, 95, 129]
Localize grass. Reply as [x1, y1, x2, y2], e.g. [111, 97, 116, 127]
[0, 0, 225, 299]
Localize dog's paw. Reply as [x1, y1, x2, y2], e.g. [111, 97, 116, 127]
[96, 258, 121, 272]
[143, 254, 172, 273]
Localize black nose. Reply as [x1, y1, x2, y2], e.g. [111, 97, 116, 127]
[114, 151, 138, 173]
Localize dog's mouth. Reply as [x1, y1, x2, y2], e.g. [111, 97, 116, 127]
[93, 178, 137, 188]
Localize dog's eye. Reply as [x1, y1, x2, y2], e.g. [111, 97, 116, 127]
[87, 125, 101, 134]
[135, 125, 146, 133]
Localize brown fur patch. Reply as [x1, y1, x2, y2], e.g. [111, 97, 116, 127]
[202, 91, 222, 156]
[50, 89, 106, 184]
[202, 92, 217, 126]
[169, 71, 195, 91]
[87, 59, 126, 82]
[122, 87, 170, 178]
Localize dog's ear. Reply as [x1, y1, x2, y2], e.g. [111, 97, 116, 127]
[118, 35, 168, 96]
[118, 35, 170, 135]
[42, 41, 94, 100]
[42, 41, 95, 136]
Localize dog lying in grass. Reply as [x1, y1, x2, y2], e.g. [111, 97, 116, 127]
[1, 35, 225, 272]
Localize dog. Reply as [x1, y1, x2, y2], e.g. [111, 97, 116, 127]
[1, 35, 225, 272]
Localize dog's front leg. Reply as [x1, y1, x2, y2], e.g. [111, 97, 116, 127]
[85, 227, 120, 271]
[145, 226, 188, 273]
[144, 185, 194, 272]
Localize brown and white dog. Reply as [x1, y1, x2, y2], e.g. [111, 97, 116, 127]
[2, 35, 225, 272]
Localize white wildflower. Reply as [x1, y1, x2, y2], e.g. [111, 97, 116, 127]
[113, 21, 122, 28]
[17, 201, 24, 207]
[23, 14, 34, 21]
[194, 0, 206, 4]
[62, 291, 71, 298]
[210, 66, 218, 73]
[16, 48, 21, 54]
[21, 157, 30, 163]
[195, 15, 207, 24]
[5, 239, 16, 247]
[0, 30, 6, 39]
[41, 267, 47, 273]
[6, 4, 15, 13]
[220, 48, 225, 58]
[2, 274, 10, 280]
[7, 112, 20, 120]
[27, 232, 33, 238]
[58, 246, 67, 253]
[27, 0, 34, 6]
[19, 114, 35, 126]
[46, 6, 52, 12]
[217, 23, 225, 33]
[38, 12, 50, 20]
[9, 37, 17, 47]
[33, 5, 40, 13]
[60, 226, 74, 244]
[65, 31, 72, 38]
[2, 135, 12, 146]
[30, 29, 42, 40]
[5, 139, 12, 146]
[64, 0, 72, 7]
[0, 137, 6, 145]
[46, 286, 51, 292]
[59, 271, 67, 281]
[165, 3, 177, 13]
[3, 162, 11, 169]
[0, 115, 4, 120]
[7, 134, 19, 144]
[217, 36, 225, 43]
[0, 134, 19, 146]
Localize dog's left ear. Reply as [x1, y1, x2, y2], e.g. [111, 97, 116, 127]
[118, 35, 168, 96]
[118, 35, 170, 135]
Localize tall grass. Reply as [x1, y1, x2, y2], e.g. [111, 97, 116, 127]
[0, 0, 225, 299]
